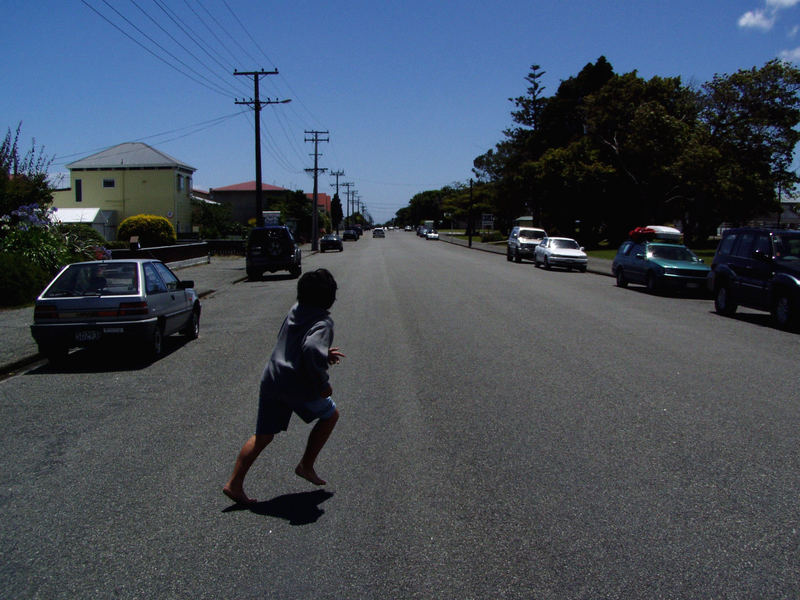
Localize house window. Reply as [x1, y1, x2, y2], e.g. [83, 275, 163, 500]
[75, 179, 82, 203]
[103, 178, 115, 188]
[176, 174, 183, 192]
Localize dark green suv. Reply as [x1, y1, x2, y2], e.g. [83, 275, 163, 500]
[709, 227, 800, 330]
[246, 226, 302, 280]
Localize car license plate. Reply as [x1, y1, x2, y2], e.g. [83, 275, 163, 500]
[686, 282, 700, 289]
[103, 327, 124, 334]
[75, 330, 101, 342]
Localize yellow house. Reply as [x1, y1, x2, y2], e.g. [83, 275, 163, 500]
[51, 142, 195, 239]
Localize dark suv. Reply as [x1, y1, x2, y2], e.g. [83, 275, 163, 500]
[708, 227, 800, 330]
[246, 226, 302, 280]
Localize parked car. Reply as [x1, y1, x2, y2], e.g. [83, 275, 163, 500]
[612, 238, 709, 293]
[426, 229, 439, 240]
[246, 225, 302, 280]
[708, 227, 800, 330]
[30, 259, 201, 362]
[507, 226, 547, 262]
[534, 237, 588, 271]
[320, 234, 343, 252]
[373, 228, 385, 238]
[342, 229, 358, 241]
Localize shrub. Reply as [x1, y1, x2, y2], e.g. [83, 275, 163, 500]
[0, 253, 50, 307]
[117, 214, 176, 247]
[480, 231, 505, 243]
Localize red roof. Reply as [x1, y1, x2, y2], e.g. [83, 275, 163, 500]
[212, 181, 288, 192]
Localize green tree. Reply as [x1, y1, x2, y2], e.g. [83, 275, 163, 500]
[699, 59, 800, 226]
[330, 193, 343, 232]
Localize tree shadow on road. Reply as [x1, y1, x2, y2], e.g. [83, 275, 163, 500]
[223, 490, 334, 525]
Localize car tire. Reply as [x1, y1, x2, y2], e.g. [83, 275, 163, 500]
[646, 272, 659, 293]
[514, 250, 521, 263]
[714, 284, 737, 316]
[773, 292, 798, 330]
[544, 257, 551, 270]
[615, 269, 627, 288]
[247, 269, 261, 281]
[507, 249, 512, 262]
[579, 266, 587, 273]
[290, 264, 301, 278]
[148, 325, 164, 360]
[183, 308, 200, 339]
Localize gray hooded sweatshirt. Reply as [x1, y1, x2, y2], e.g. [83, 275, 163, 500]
[260, 302, 334, 407]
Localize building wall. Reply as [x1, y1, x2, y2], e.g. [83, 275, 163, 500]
[51, 167, 193, 237]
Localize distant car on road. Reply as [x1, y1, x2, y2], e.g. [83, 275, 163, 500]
[30, 259, 200, 362]
[507, 226, 547, 263]
[342, 229, 358, 241]
[246, 225, 301, 280]
[426, 229, 439, 240]
[373, 228, 385, 238]
[320, 234, 343, 252]
[534, 237, 587, 271]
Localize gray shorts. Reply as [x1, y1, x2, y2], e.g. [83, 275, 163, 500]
[255, 393, 337, 435]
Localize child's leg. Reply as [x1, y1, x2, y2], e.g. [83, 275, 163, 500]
[223, 433, 273, 504]
[295, 408, 339, 486]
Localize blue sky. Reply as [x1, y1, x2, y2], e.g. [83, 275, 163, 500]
[3, 0, 800, 224]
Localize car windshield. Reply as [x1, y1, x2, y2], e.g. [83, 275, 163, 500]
[552, 239, 579, 249]
[774, 234, 800, 260]
[43, 262, 139, 297]
[519, 229, 544, 240]
[648, 245, 696, 261]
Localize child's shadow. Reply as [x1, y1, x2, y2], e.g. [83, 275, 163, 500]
[223, 490, 334, 525]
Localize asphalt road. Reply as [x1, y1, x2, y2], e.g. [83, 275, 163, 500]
[2, 231, 799, 598]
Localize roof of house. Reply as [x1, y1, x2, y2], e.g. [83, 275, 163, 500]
[66, 142, 195, 172]
[211, 181, 289, 192]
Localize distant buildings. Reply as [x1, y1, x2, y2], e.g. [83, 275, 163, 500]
[50, 142, 331, 240]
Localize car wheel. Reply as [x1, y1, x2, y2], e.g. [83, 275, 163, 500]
[544, 257, 551, 270]
[579, 266, 587, 273]
[148, 325, 164, 360]
[615, 269, 627, 288]
[714, 284, 737, 316]
[646, 272, 659, 293]
[507, 249, 512, 262]
[183, 308, 200, 339]
[773, 292, 797, 330]
[247, 269, 261, 281]
[514, 250, 521, 263]
[290, 264, 301, 278]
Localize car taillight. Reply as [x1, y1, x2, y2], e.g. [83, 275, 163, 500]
[34, 305, 58, 319]
[118, 301, 149, 316]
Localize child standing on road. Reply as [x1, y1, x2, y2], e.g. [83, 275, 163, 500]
[223, 268, 345, 505]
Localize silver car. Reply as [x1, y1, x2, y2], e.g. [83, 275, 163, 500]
[30, 259, 201, 362]
[534, 237, 588, 271]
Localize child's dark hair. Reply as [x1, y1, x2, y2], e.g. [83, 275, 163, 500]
[297, 268, 337, 309]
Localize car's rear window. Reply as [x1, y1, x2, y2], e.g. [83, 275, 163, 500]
[519, 229, 545, 239]
[249, 228, 292, 244]
[44, 263, 139, 297]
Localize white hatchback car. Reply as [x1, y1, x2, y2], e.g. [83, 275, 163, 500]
[534, 237, 588, 271]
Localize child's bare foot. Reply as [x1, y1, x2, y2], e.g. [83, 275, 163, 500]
[295, 464, 326, 485]
[223, 485, 257, 505]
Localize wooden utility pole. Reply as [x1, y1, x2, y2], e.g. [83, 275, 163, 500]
[234, 69, 289, 227]
[304, 130, 329, 251]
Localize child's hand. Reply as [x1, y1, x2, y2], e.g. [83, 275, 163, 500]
[328, 347, 345, 365]
[321, 384, 333, 397]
